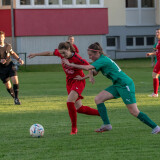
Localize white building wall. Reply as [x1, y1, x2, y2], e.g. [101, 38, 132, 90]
[16, 35, 106, 65]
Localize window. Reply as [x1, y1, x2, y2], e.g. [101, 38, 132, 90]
[142, 0, 154, 8]
[107, 37, 116, 47]
[126, 0, 155, 26]
[136, 37, 144, 46]
[76, 0, 86, 4]
[16, 0, 103, 8]
[49, 0, 59, 5]
[147, 37, 155, 45]
[34, 0, 45, 5]
[126, 36, 155, 48]
[2, 0, 11, 5]
[62, 0, 72, 5]
[106, 37, 118, 50]
[90, 0, 100, 4]
[126, 37, 133, 46]
[126, 0, 138, 8]
[20, 0, 31, 5]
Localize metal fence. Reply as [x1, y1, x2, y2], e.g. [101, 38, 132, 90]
[12, 53, 27, 70]
[107, 50, 148, 60]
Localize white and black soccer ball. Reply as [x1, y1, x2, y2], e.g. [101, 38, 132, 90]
[30, 124, 44, 138]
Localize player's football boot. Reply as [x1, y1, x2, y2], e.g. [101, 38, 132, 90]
[14, 98, 21, 105]
[152, 126, 160, 134]
[148, 93, 158, 97]
[95, 124, 112, 133]
[70, 128, 78, 135]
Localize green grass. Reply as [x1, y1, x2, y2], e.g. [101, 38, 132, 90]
[0, 58, 160, 160]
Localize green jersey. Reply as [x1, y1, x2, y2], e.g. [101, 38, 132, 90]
[91, 55, 133, 85]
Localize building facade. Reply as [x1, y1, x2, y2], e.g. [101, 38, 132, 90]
[0, 0, 160, 64]
[105, 0, 160, 59]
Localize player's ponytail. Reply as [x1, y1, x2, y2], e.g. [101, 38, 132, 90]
[88, 42, 107, 56]
[58, 41, 75, 53]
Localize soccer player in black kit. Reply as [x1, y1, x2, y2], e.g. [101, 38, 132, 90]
[0, 31, 24, 105]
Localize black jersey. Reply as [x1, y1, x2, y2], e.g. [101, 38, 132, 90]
[0, 43, 12, 67]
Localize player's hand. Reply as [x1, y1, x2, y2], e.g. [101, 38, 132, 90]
[146, 53, 152, 57]
[28, 53, 36, 59]
[62, 58, 70, 66]
[0, 59, 6, 64]
[74, 75, 83, 80]
[19, 59, 24, 65]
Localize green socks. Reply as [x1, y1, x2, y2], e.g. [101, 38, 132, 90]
[97, 104, 157, 129]
[137, 111, 157, 129]
[97, 103, 110, 125]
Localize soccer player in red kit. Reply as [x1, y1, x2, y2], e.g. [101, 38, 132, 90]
[68, 35, 79, 53]
[28, 41, 99, 135]
[146, 28, 160, 97]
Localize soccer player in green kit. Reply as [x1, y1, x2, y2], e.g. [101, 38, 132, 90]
[63, 42, 160, 134]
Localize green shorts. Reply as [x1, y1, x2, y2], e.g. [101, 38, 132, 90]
[105, 82, 136, 105]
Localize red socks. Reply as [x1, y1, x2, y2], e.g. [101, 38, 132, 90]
[153, 78, 159, 94]
[77, 105, 100, 116]
[66, 103, 100, 134]
[67, 102, 77, 132]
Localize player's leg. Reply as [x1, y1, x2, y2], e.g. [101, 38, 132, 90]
[119, 82, 160, 134]
[149, 61, 160, 97]
[4, 80, 15, 98]
[67, 90, 79, 135]
[127, 103, 160, 134]
[10, 75, 21, 105]
[0, 72, 15, 98]
[9, 63, 21, 104]
[75, 99, 100, 116]
[94, 88, 116, 132]
[151, 72, 159, 97]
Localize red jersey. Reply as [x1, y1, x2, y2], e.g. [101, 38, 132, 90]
[54, 49, 89, 83]
[156, 40, 160, 61]
[73, 44, 79, 53]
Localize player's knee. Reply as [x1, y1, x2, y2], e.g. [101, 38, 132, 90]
[129, 110, 139, 117]
[95, 96, 102, 104]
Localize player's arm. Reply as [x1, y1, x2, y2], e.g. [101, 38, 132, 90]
[10, 50, 24, 65]
[75, 70, 98, 79]
[28, 51, 54, 59]
[88, 69, 99, 84]
[62, 58, 95, 71]
[74, 69, 98, 84]
[146, 52, 156, 57]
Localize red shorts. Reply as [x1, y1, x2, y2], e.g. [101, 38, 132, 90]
[153, 60, 160, 74]
[66, 79, 85, 101]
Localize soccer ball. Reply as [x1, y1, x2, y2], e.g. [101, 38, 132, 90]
[30, 124, 44, 138]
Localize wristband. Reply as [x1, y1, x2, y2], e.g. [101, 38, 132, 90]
[17, 57, 20, 61]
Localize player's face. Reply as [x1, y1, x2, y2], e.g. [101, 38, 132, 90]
[88, 50, 100, 62]
[59, 49, 72, 59]
[0, 34, 5, 44]
[156, 30, 160, 39]
[69, 37, 74, 44]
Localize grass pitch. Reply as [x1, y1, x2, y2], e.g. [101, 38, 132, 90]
[0, 58, 160, 160]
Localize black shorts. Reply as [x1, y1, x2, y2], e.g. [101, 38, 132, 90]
[0, 62, 17, 83]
